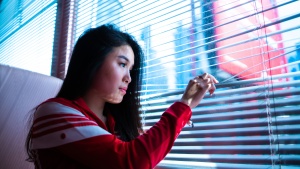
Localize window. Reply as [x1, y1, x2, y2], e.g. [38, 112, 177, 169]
[0, 0, 57, 75]
[115, 0, 300, 168]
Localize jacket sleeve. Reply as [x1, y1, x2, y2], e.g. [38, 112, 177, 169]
[32, 101, 191, 169]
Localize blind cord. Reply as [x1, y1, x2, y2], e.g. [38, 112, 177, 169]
[255, 0, 280, 168]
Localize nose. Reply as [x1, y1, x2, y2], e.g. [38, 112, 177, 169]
[124, 70, 132, 84]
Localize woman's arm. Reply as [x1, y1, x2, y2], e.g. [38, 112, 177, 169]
[32, 101, 191, 169]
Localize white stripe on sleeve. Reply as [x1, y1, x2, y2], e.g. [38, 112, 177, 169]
[31, 102, 111, 149]
[32, 125, 110, 149]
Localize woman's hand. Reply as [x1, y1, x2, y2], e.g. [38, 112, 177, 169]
[180, 73, 219, 109]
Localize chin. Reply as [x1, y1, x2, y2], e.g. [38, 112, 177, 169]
[107, 97, 123, 104]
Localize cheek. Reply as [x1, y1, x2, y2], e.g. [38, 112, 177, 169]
[92, 71, 118, 93]
[93, 78, 110, 92]
[91, 75, 123, 104]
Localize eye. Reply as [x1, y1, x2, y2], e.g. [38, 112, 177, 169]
[120, 63, 126, 67]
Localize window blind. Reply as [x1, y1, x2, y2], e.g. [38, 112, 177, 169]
[116, 0, 300, 168]
[0, 0, 57, 75]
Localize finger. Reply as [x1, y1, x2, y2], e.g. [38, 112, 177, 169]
[204, 78, 211, 83]
[187, 120, 194, 128]
[205, 74, 219, 84]
[195, 75, 204, 81]
[214, 78, 219, 83]
[202, 73, 208, 79]
[206, 74, 217, 94]
[211, 75, 219, 84]
[209, 82, 216, 95]
[200, 73, 218, 85]
[195, 74, 216, 93]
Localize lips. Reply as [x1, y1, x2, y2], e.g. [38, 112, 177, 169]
[119, 87, 127, 94]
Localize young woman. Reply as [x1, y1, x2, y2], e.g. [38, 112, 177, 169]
[26, 24, 218, 169]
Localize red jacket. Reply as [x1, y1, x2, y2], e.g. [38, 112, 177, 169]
[31, 97, 191, 169]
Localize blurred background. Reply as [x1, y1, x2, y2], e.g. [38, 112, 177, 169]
[0, 0, 299, 168]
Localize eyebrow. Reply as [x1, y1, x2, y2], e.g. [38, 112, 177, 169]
[118, 55, 134, 69]
[118, 55, 129, 62]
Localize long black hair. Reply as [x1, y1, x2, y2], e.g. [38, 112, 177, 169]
[26, 24, 144, 163]
[57, 24, 144, 140]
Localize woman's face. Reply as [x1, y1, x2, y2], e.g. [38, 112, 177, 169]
[89, 45, 135, 104]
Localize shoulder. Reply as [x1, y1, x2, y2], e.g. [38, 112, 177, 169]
[31, 100, 111, 149]
[34, 100, 85, 121]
